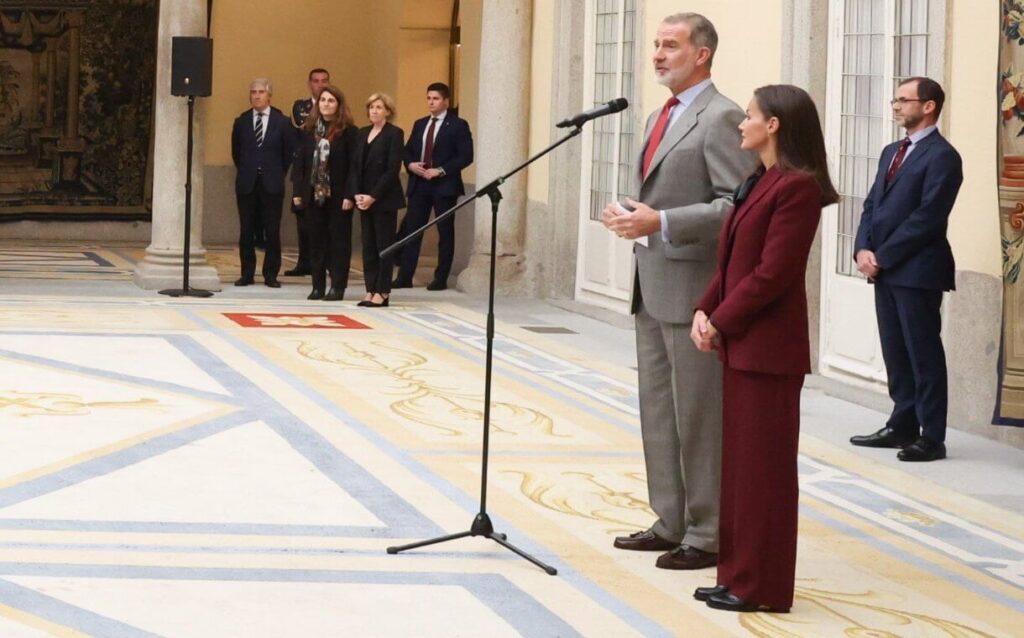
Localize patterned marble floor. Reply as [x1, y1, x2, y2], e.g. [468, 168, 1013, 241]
[0, 244, 1022, 637]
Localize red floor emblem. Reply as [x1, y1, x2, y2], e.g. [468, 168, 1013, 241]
[223, 313, 371, 329]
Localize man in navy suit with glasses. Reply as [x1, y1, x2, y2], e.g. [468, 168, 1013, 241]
[850, 76, 963, 462]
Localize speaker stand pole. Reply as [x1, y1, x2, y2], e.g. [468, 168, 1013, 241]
[384, 125, 584, 576]
[161, 94, 213, 298]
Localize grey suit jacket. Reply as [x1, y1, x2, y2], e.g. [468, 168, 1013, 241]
[631, 84, 757, 324]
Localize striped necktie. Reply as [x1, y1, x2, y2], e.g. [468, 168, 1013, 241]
[254, 111, 265, 147]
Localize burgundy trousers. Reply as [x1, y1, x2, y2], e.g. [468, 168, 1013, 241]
[717, 366, 804, 610]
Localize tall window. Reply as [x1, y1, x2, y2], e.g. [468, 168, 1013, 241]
[587, 0, 636, 221]
[835, 0, 930, 276]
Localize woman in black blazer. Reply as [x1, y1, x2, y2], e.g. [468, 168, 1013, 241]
[350, 93, 406, 307]
[291, 85, 358, 300]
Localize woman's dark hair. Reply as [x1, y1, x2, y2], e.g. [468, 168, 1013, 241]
[303, 84, 354, 139]
[753, 84, 840, 206]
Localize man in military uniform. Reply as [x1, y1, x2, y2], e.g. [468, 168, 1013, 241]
[284, 67, 331, 277]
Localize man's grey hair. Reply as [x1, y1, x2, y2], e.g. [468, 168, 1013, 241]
[663, 13, 719, 66]
[249, 78, 273, 94]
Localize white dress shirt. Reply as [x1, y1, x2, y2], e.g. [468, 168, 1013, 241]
[420, 110, 448, 161]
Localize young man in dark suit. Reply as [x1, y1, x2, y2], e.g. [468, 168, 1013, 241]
[284, 67, 330, 277]
[393, 82, 474, 291]
[850, 77, 963, 462]
[231, 78, 294, 287]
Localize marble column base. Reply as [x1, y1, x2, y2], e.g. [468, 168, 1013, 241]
[133, 246, 221, 291]
[456, 253, 529, 296]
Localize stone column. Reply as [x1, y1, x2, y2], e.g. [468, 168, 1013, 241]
[134, 0, 219, 291]
[456, 0, 532, 295]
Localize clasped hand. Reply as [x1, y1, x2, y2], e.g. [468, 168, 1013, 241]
[408, 162, 442, 180]
[855, 249, 880, 278]
[600, 198, 659, 240]
[690, 310, 719, 352]
[354, 194, 375, 210]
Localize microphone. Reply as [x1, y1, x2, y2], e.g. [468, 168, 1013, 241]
[556, 98, 629, 128]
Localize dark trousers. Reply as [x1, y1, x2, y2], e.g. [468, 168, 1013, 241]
[361, 209, 397, 294]
[307, 203, 353, 292]
[291, 203, 311, 271]
[236, 175, 282, 281]
[396, 190, 457, 283]
[875, 282, 948, 442]
[717, 367, 803, 611]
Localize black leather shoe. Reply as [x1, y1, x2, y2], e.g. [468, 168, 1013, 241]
[283, 267, 310, 277]
[426, 278, 447, 291]
[264, 279, 281, 288]
[849, 427, 917, 449]
[307, 289, 325, 300]
[391, 278, 413, 289]
[706, 591, 788, 613]
[898, 437, 946, 462]
[234, 277, 254, 286]
[323, 288, 344, 301]
[656, 544, 718, 570]
[613, 530, 677, 552]
[694, 585, 729, 602]
[364, 295, 390, 308]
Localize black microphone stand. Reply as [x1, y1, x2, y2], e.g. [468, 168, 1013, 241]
[383, 124, 585, 575]
[160, 94, 213, 298]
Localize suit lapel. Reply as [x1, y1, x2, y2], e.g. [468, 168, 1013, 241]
[727, 168, 781, 240]
[643, 85, 718, 183]
[883, 133, 938, 194]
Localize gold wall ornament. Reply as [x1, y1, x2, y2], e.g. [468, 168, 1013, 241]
[295, 340, 567, 438]
[740, 584, 999, 638]
[503, 469, 654, 533]
[0, 391, 161, 417]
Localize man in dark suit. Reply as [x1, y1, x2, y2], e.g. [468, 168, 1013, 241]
[850, 77, 963, 462]
[231, 78, 294, 287]
[393, 82, 474, 291]
[284, 67, 330, 278]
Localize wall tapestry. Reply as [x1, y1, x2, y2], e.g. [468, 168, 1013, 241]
[997, 0, 1024, 425]
[0, 0, 157, 221]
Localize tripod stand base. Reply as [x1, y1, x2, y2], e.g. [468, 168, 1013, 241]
[387, 513, 558, 575]
[158, 288, 214, 298]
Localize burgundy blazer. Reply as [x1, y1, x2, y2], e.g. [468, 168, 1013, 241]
[695, 167, 822, 375]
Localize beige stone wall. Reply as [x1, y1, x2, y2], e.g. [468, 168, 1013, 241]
[640, 1, 783, 120]
[946, 1, 1001, 278]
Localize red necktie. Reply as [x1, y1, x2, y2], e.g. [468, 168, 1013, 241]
[886, 137, 912, 183]
[423, 117, 438, 168]
[642, 96, 680, 178]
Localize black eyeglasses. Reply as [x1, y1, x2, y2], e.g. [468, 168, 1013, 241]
[890, 97, 924, 105]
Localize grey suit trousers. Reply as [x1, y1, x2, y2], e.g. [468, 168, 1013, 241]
[636, 300, 722, 551]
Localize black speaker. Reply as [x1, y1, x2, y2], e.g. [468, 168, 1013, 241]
[171, 37, 213, 97]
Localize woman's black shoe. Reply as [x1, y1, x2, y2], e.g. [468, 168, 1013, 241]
[693, 585, 729, 602]
[323, 288, 344, 301]
[706, 591, 788, 613]
[307, 289, 325, 300]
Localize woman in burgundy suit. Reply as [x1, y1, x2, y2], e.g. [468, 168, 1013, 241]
[690, 85, 839, 613]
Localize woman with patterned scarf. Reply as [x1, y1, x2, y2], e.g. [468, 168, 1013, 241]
[291, 85, 358, 300]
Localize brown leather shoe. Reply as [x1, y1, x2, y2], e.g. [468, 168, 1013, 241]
[613, 530, 677, 552]
[656, 544, 718, 570]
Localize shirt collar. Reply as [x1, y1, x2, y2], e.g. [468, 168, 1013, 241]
[253, 108, 270, 117]
[429, 110, 448, 122]
[674, 78, 713, 110]
[907, 125, 937, 145]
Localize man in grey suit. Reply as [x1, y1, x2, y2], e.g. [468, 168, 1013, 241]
[602, 12, 755, 570]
